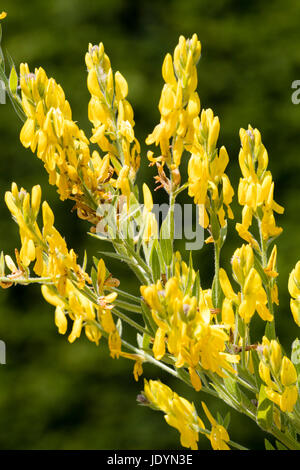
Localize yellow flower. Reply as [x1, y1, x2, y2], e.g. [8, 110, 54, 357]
[146, 34, 201, 170]
[19, 64, 102, 207]
[288, 261, 300, 326]
[219, 245, 272, 324]
[143, 380, 204, 450]
[280, 356, 297, 387]
[187, 110, 234, 230]
[141, 275, 239, 388]
[236, 126, 284, 244]
[264, 245, 278, 278]
[0, 11, 7, 20]
[259, 338, 298, 413]
[86, 42, 140, 176]
[142, 183, 158, 243]
[202, 402, 230, 450]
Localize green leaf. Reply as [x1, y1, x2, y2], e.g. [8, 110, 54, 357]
[140, 300, 157, 335]
[82, 250, 88, 272]
[191, 271, 201, 299]
[160, 237, 172, 267]
[264, 321, 276, 341]
[184, 252, 194, 295]
[251, 349, 263, 389]
[237, 315, 245, 338]
[109, 287, 141, 304]
[142, 333, 151, 351]
[211, 272, 224, 310]
[219, 221, 228, 248]
[257, 385, 273, 431]
[149, 241, 161, 282]
[253, 253, 269, 285]
[98, 250, 136, 266]
[264, 439, 276, 450]
[160, 211, 172, 266]
[223, 411, 231, 430]
[275, 440, 288, 451]
[115, 318, 122, 337]
[216, 412, 223, 426]
[137, 333, 143, 349]
[113, 299, 142, 314]
[224, 376, 242, 403]
[91, 267, 98, 294]
[212, 382, 239, 410]
[291, 338, 300, 376]
[210, 211, 220, 242]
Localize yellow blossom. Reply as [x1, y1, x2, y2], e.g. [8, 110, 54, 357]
[236, 126, 284, 244]
[259, 337, 298, 413]
[201, 402, 230, 450]
[288, 261, 300, 326]
[141, 274, 239, 389]
[143, 380, 204, 450]
[146, 34, 201, 169]
[219, 244, 272, 324]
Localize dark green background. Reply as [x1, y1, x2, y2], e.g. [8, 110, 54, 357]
[0, 0, 299, 450]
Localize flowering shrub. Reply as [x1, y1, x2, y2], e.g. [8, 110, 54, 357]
[1, 13, 300, 450]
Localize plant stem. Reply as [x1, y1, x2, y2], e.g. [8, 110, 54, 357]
[213, 241, 221, 309]
[258, 219, 276, 338]
[112, 308, 151, 337]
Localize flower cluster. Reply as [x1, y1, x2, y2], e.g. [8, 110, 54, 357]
[187, 108, 234, 230]
[2, 183, 121, 351]
[259, 337, 298, 413]
[142, 379, 230, 450]
[1, 18, 300, 450]
[141, 259, 239, 391]
[143, 379, 204, 450]
[146, 34, 201, 172]
[19, 64, 113, 213]
[236, 126, 284, 247]
[219, 244, 273, 324]
[86, 42, 140, 197]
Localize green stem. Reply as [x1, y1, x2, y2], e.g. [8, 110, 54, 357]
[0, 275, 54, 285]
[112, 241, 149, 285]
[258, 219, 276, 338]
[213, 241, 222, 310]
[112, 308, 151, 337]
[270, 425, 300, 450]
[113, 299, 142, 314]
[109, 286, 141, 304]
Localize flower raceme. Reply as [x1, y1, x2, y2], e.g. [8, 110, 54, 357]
[143, 379, 205, 450]
[18, 49, 141, 224]
[258, 337, 298, 413]
[219, 244, 273, 324]
[3, 183, 122, 351]
[140, 265, 240, 391]
[236, 126, 284, 247]
[86, 42, 141, 184]
[187, 108, 234, 230]
[1, 26, 300, 451]
[4, 183, 89, 291]
[142, 380, 231, 450]
[146, 34, 201, 170]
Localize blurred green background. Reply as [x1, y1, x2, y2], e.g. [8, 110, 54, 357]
[0, 0, 299, 450]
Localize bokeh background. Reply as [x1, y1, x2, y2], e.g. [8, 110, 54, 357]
[0, 0, 299, 450]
